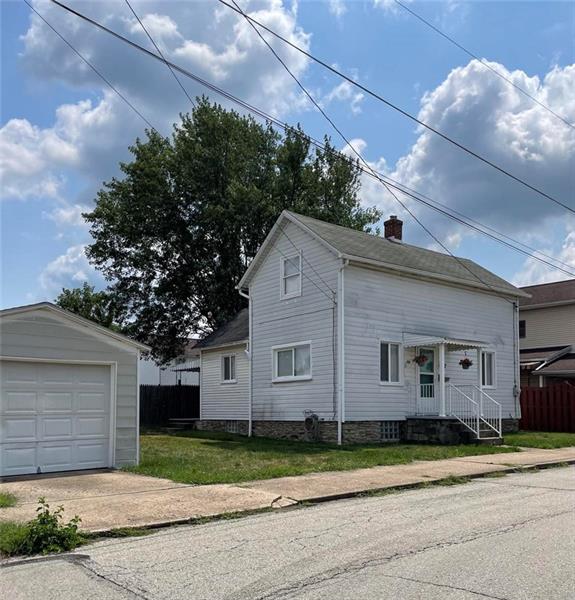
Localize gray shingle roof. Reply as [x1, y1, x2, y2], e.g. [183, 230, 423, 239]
[288, 212, 525, 297]
[519, 279, 575, 307]
[196, 308, 249, 350]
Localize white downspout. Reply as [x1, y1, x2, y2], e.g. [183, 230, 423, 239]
[337, 259, 348, 445]
[438, 343, 446, 417]
[238, 288, 252, 436]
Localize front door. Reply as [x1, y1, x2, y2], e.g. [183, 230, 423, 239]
[417, 348, 437, 414]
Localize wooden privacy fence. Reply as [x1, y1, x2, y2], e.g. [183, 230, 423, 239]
[140, 385, 200, 427]
[520, 383, 575, 433]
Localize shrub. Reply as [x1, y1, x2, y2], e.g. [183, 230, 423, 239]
[0, 497, 84, 557]
[0, 492, 18, 508]
[0, 522, 29, 557]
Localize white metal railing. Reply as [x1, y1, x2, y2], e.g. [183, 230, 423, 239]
[447, 384, 479, 437]
[447, 384, 502, 439]
[417, 383, 436, 414]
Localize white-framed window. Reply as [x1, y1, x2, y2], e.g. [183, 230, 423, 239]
[221, 354, 236, 384]
[280, 253, 302, 299]
[481, 351, 496, 388]
[380, 341, 402, 385]
[272, 342, 312, 382]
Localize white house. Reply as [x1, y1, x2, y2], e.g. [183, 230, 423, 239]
[195, 211, 529, 444]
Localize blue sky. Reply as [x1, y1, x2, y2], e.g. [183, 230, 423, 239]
[1, 0, 574, 308]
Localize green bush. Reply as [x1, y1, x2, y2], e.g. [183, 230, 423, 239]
[0, 497, 84, 557]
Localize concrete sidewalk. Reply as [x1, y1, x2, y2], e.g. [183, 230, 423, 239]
[0, 447, 573, 533]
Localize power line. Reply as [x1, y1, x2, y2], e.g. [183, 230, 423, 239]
[230, 0, 572, 300]
[24, 0, 156, 131]
[43, 0, 575, 280]
[215, 0, 574, 215]
[393, 0, 574, 131]
[123, 0, 195, 109]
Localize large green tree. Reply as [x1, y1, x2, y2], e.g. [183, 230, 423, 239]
[55, 282, 123, 331]
[85, 99, 380, 362]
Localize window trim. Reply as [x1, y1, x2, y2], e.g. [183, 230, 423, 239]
[221, 353, 237, 384]
[481, 350, 496, 389]
[271, 341, 312, 383]
[280, 252, 302, 300]
[379, 340, 404, 386]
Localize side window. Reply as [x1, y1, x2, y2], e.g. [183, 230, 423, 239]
[273, 343, 311, 382]
[519, 320, 526, 339]
[221, 355, 236, 383]
[281, 253, 302, 299]
[380, 342, 402, 384]
[481, 351, 496, 388]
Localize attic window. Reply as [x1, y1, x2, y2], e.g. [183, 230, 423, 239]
[281, 253, 302, 299]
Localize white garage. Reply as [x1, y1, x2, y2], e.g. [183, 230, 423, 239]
[0, 303, 149, 477]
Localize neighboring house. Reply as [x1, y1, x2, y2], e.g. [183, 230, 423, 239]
[139, 340, 200, 386]
[0, 302, 149, 477]
[518, 279, 575, 387]
[196, 211, 528, 444]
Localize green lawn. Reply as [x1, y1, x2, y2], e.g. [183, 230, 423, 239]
[504, 431, 575, 449]
[0, 492, 18, 508]
[126, 431, 518, 485]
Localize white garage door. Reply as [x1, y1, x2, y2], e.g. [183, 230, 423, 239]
[0, 361, 111, 476]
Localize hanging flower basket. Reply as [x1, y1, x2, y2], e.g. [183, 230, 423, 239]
[413, 353, 428, 366]
[459, 357, 473, 370]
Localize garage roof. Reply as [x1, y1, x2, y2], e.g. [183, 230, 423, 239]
[0, 302, 150, 351]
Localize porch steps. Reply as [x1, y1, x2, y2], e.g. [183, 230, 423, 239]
[406, 416, 502, 445]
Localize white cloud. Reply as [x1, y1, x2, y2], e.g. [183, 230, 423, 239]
[0, 118, 77, 200]
[322, 81, 364, 114]
[38, 244, 101, 296]
[387, 60, 575, 244]
[48, 204, 91, 228]
[512, 225, 575, 286]
[328, 0, 347, 19]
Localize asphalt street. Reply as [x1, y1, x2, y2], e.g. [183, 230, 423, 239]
[3, 467, 574, 600]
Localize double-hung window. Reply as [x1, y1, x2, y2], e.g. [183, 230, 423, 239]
[481, 351, 496, 388]
[221, 354, 236, 384]
[273, 343, 311, 382]
[519, 320, 526, 339]
[281, 253, 302, 299]
[380, 342, 402, 385]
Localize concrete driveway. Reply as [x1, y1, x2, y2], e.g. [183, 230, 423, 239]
[0, 470, 293, 532]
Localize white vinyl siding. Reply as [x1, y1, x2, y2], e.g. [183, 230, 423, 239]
[0, 311, 139, 469]
[221, 354, 236, 383]
[344, 265, 518, 421]
[380, 342, 402, 384]
[200, 344, 249, 420]
[250, 220, 338, 421]
[273, 342, 312, 382]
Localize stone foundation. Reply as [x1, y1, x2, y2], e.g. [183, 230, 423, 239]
[501, 418, 520, 433]
[196, 418, 517, 444]
[195, 420, 249, 436]
[197, 419, 403, 444]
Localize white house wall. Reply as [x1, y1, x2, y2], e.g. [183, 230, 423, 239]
[0, 311, 139, 466]
[200, 344, 249, 420]
[250, 220, 340, 421]
[344, 265, 518, 421]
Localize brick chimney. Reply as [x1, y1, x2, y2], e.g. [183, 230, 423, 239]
[384, 215, 403, 241]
